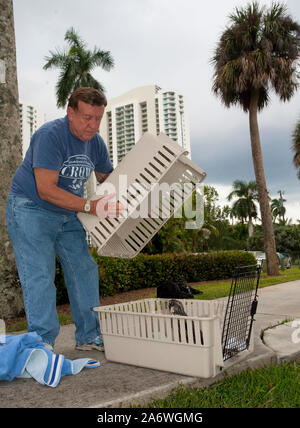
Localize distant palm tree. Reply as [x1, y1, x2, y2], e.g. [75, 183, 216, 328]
[292, 116, 300, 179]
[227, 180, 258, 237]
[211, 1, 300, 275]
[271, 198, 286, 223]
[43, 27, 114, 108]
[222, 204, 235, 225]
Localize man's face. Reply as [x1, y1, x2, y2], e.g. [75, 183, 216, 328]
[67, 100, 105, 141]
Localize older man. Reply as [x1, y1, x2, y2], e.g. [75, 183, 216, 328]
[6, 87, 123, 352]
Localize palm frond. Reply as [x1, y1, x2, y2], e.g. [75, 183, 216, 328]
[65, 27, 86, 51]
[229, 1, 263, 26]
[75, 72, 105, 92]
[90, 48, 114, 71]
[211, 1, 300, 111]
[43, 49, 68, 70]
[55, 61, 78, 108]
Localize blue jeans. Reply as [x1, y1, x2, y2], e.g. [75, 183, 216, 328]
[6, 195, 100, 347]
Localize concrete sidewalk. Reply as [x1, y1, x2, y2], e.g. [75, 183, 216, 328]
[1, 280, 300, 408]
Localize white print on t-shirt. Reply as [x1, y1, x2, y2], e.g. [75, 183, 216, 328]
[59, 155, 95, 193]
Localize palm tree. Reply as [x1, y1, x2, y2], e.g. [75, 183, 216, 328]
[227, 180, 258, 237]
[0, 0, 24, 318]
[292, 115, 300, 179]
[271, 198, 284, 223]
[271, 190, 286, 223]
[211, 1, 300, 275]
[43, 27, 114, 108]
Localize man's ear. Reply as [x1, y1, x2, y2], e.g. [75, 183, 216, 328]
[67, 106, 73, 120]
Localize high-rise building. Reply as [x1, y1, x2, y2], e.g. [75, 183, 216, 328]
[100, 85, 191, 167]
[19, 102, 46, 157]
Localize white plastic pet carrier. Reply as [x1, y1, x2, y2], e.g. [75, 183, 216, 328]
[94, 298, 226, 378]
[78, 132, 206, 258]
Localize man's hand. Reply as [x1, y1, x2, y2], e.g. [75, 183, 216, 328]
[91, 193, 126, 218]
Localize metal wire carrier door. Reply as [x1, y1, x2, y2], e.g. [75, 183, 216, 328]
[221, 264, 261, 360]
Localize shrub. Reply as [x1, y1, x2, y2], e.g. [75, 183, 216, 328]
[55, 250, 256, 304]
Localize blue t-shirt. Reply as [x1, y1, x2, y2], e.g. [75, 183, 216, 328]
[10, 116, 113, 214]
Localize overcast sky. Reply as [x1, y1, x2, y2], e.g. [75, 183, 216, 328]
[13, 0, 300, 222]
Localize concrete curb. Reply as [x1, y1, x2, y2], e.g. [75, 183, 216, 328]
[90, 376, 197, 408]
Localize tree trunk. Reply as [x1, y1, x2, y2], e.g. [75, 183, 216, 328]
[248, 217, 254, 238]
[249, 90, 279, 275]
[0, 0, 24, 319]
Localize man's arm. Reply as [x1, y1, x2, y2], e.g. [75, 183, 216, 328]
[34, 168, 98, 215]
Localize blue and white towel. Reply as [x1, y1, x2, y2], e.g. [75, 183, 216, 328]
[0, 332, 100, 388]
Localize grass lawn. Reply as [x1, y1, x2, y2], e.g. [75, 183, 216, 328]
[138, 361, 300, 408]
[191, 265, 300, 300]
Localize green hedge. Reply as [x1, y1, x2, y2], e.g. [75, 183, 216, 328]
[55, 250, 256, 304]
